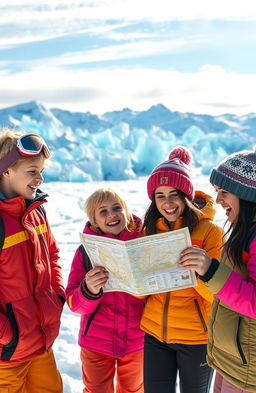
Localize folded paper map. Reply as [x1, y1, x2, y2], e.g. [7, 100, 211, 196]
[80, 227, 197, 296]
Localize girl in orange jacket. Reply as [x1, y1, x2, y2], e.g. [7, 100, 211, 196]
[140, 146, 223, 393]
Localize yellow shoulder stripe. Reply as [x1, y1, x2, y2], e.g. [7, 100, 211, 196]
[36, 224, 48, 235]
[3, 224, 48, 249]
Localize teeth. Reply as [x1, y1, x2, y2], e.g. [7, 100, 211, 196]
[108, 221, 119, 226]
[165, 208, 176, 214]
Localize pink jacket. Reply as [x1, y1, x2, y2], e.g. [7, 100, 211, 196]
[212, 235, 256, 318]
[65, 216, 145, 358]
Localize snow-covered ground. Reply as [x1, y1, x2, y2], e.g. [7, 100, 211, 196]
[43, 173, 223, 392]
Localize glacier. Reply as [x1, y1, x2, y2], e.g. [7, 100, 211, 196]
[0, 101, 255, 182]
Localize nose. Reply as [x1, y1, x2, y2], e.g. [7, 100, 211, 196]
[215, 193, 222, 204]
[107, 209, 116, 217]
[165, 197, 174, 205]
[36, 172, 43, 182]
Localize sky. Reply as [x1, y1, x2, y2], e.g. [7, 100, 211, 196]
[43, 173, 222, 392]
[0, 0, 256, 115]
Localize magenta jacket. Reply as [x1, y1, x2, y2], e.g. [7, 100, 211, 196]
[65, 216, 145, 358]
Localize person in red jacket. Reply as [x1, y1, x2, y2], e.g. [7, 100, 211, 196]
[0, 129, 65, 392]
[66, 187, 145, 393]
[141, 146, 223, 393]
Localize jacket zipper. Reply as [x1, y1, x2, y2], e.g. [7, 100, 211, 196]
[236, 317, 247, 364]
[194, 299, 208, 332]
[84, 304, 101, 336]
[33, 234, 48, 347]
[163, 292, 170, 342]
[39, 234, 50, 259]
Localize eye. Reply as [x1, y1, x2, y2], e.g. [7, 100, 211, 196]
[113, 206, 122, 212]
[99, 209, 107, 216]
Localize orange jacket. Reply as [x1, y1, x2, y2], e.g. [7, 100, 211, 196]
[140, 191, 223, 345]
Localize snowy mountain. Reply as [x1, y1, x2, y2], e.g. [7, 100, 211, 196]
[0, 101, 255, 182]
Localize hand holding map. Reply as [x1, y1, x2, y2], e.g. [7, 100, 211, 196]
[80, 227, 197, 296]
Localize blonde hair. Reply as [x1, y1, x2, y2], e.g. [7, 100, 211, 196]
[0, 128, 24, 160]
[0, 127, 49, 171]
[85, 188, 133, 230]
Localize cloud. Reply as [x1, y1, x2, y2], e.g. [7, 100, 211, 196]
[0, 65, 255, 115]
[0, 36, 190, 67]
[1, 2, 255, 117]
[2, 0, 256, 22]
[1, 0, 256, 50]
[44, 39, 189, 65]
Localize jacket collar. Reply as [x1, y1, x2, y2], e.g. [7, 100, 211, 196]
[0, 189, 48, 218]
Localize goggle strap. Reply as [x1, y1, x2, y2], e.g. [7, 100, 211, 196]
[0, 149, 21, 175]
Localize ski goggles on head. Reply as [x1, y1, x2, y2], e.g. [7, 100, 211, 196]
[16, 134, 51, 157]
[0, 134, 51, 175]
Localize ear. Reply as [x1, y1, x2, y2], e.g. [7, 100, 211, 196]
[2, 169, 10, 179]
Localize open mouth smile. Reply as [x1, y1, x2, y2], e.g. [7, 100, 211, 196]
[107, 220, 120, 227]
[164, 208, 177, 215]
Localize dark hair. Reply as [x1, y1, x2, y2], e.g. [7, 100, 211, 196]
[143, 190, 200, 235]
[225, 199, 256, 269]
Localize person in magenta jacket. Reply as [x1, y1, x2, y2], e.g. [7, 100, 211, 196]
[179, 147, 256, 393]
[66, 188, 145, 393]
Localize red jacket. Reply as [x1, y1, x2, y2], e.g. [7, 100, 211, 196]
[0, 191, 65, 362]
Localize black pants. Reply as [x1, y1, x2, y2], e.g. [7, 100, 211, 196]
[144, 333, 213, 393]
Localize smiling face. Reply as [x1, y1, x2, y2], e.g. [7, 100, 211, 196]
[2, 154, 46, 200]
[154, 186, 185, 222]
[94, 197, 127, 235]
[214, 185, 240, 224]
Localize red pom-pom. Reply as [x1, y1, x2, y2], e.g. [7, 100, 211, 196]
[168, 146, 192, 165]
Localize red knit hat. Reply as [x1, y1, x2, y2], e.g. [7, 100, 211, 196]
[147, 146, 195, 200]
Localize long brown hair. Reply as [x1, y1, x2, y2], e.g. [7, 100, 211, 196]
[143, 189, 201, 235]
[224, 198, 256, 269]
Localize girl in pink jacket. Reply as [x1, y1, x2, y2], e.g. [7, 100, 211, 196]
[179, 147, 256, 393]
[66, 188, 144, 393]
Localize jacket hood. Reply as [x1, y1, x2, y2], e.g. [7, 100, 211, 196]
[193, 190, 217, 221]
[83, 214, 142, 241]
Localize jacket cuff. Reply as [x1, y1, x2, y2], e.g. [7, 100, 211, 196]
[199, 258, 220, 282]
[80, 280, 103, 300]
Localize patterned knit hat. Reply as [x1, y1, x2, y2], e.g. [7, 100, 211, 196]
[147, 146, 194, 200]
[210, 147, 256, 202]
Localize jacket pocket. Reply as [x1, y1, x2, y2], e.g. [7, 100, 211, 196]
[194, 299, 208, 332]
[1, 303, 19, 361]
[236, 317, 247, 365]
[84, 304, 101, 336]
[38, 288, 63, 327]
